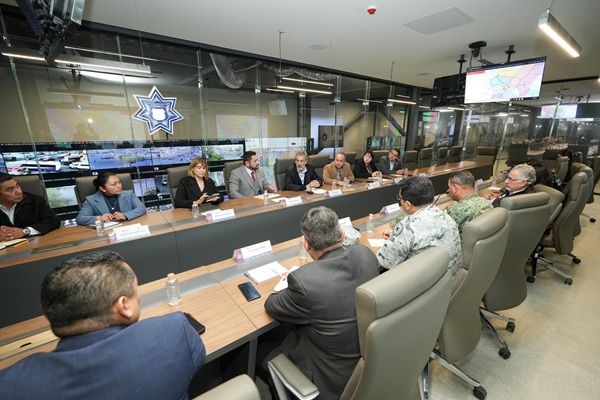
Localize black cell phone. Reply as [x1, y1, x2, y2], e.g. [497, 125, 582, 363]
[238, 282, 261, 302]
[184, 312, 206, 335]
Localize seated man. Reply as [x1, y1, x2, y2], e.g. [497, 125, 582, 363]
[0, 251, 206, 400]
[323, 152, 355, 184]
[264, 206, 379, 400]
[377, 176, 462, 276]
[377, 148, 404, 175]
[488, 164, 536, 207]
[0, 173, 60, 241]
[446, 170, 493, 237]
[229, 150, 277, 198]
[284, 151, 323, 191]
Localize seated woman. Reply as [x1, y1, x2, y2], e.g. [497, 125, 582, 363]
[528, 160, 561, 190]
[76, 172, 147, 226]
[175, 157, 223, 209]
[353, 150, 382, 179]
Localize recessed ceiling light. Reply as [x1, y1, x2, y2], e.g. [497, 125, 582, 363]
[310, 44, 328, 50]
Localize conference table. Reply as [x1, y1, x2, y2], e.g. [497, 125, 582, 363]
[0, 161, 492, 375]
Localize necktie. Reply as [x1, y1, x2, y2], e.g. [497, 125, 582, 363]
[251, 171, 256, 182]
[338, 169, 342, 180]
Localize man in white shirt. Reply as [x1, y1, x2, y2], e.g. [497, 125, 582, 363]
[377, 148, 404, 175]
[228, 151, 277, 198]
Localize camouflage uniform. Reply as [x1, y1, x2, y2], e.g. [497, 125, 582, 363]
[377, 204, 462, 276]
[445, 193, 493, 237]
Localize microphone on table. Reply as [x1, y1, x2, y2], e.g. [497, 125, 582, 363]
[433, 190, 449, 205]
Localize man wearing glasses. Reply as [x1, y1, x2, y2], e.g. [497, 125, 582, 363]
[489, 164, 536, 208]
[377, 148, 404, 175]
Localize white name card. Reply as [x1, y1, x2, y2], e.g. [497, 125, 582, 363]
[393, 177, 403, 184]
[367, 181, 381, 190]
[380, 203, 401, 215]
[280, 196, 303, 207]
[233, 240, 273, 264]
[338, 217, 353, 229]
[418, 173, 427, 177]
[206, 209, 236, 223]
[325, 189, 343, 198]
[109, 223, 151, 243]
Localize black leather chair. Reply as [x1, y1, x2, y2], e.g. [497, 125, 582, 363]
[166, 165, 189, 205]
[418, 148, 433, 168]
[274, 156, 296, 190]
[308, 154, 329, 179]
[474, 146, 497, 164]
[403, 150, 418, 169]
[14, 175, 48, 201]
[436, 147, 448, 165]
[450, 146, 463, 163]
[223, 160, 243, 196]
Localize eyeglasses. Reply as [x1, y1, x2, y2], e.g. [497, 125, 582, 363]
[505, 175, 524, 182]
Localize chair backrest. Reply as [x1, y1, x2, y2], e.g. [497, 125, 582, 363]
[436, 147, 448, 165]
[554, 156, 570, 183]
[569, 163, 594, 234]
[371, 150, 388, 164]
[274, 156, 296, 190]
[437, 207, 509, 363]
[474, 146, 497, 164]
[506, 143, 528, 167]
[192, 375, 260, 400]
[340, 247, 452, 400]
[308, 154, 329, 179]
[542, 149, 563, 171]
[534, 184, 565, 224]
[449, 146, 462, 163]
[74, 173, 134, 208]
[418, 148, 433, 168]
[591, 156, 600, 199]
[166, 165, 189, 205]
[403, 150, 418, 170]
[223, 160, 243, 196]
[14, 175, 48, 201]
[344, 151, 357, 170]
[483, 192, 550, 312]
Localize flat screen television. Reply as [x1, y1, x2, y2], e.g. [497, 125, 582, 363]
[540, 104, 578, 119]
[464, 57, 546, 104]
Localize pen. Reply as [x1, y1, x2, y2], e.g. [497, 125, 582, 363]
[271, 269, 287, 281]
[13, 240, 30, 248]
[244, 272, 258, 284]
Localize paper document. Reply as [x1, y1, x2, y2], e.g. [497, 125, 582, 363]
[0, 238, 28, 250]
[253, 193, 280, 200]
[368, 239, 387, 248]
[87, 221, 122, 229]
[246, 261, 288, 283]
[311, 188, 326, 194]
[273, 266, 300, 292]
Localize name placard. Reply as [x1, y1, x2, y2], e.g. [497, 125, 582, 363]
[233, 240, 273, 264]
[325, 189, 343, 198]
[393, 177, 403, 184]
[280, 197, 303, 207]
[380, 203, 401, 215]
[206, 209, 236, 223]
[109, 223, 151, 243]
[367, 181, 381, 190]
[338, 217, 353, 229]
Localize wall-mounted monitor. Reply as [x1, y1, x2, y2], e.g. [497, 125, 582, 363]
[540, 104, 578, 119]
[464, 57, 546, 104]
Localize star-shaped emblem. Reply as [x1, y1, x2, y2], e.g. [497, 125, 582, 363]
[132, 86, 184, 135]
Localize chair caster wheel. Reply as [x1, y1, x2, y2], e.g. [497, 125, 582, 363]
[572, 257, 581, 264]
[590, 218, 596, 223]
[526, 275, 535, 283]
[473, 385, 487, 400]
[499, 347, 511, 359]
[506, 321, 516, 332]
[564, 278, 573, 285]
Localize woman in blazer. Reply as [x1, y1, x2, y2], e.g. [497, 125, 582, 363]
[175, 157, 223, 208]
[353, 150, 382, 179]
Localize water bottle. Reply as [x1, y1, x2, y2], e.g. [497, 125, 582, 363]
[342, 177, 349, 191]
[299, 239, 308, 260]
[95, 220, 106, 236]
[263, 190, 269, 204]
[403, 168, 409, 178]
[366, 213, 374, 233]
[166, 273, 181, 306]
[331, 180, 337, 190]
[191, 203, 199, 217]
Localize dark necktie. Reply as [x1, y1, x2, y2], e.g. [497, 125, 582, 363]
[251, 171, 256, 182]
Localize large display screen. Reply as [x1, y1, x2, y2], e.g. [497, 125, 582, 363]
[464, 57, 546, 104]
[540, 104, 578, 119]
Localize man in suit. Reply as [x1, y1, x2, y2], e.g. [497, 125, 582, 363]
[0, 250, 206, 400]
[284, 151, 323, 191]
[323, 152, 355, 184]
[377, 148, 404, 175]
[229, 150, 276, 198]
[0, 173, 60, 241]
[264, 206, 379, 400]
[488, 164, 536, 207]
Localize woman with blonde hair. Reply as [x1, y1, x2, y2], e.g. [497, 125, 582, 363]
[174, 157, 222, 208]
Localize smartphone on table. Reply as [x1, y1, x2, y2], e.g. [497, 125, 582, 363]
[238, 282, 261, 302]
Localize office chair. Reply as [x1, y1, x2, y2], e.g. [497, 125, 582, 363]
[480, 192, 550, 359]
[474, 146, 497, 164]
[371, 150, 387, 164]
[541, 148, 563, 171]
[436, 147, 448, 165]
[570, 163, 594, 235]
[14, 175, 48, 201]
[192, 375, 260, 400]
[74, 173, 135, 208]
[274, 156, 296, 190]
[403, 150, 418, 170]
[268, 247, 452, 400]
[529, 171, 591, 284]
[450, 146, 463, 163]
[166, 165, 189, 205]
[344, 151, 357, 170]
[554, 156, 570, 184]
[506, 143, 528, 167]
[223, 160, 243, 196]
[307, 154, 329, 179]
[425, 207, 509, 400]
[580, 155, 600, 222]
[418, 148, 433, 168]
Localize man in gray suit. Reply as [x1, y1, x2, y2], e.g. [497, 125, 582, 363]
[264, 206, 379, 400]
[228, 151, 276, 199]
[377, 148, 404, 175]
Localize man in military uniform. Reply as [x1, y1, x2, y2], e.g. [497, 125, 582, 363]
[445, 171, 493, 237]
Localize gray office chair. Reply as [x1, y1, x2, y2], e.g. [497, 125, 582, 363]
[541, 148, 563, 171]
[192, 375, 260, 400]
[581, 156, 600, 222]
[480, 192, 550, 359]
[74, 173, 135, 208]
[344, 151, 357, 170]
[418, 148, 433, 168]
[425, 207, 509, 400]
[403, 150, 418, 170]
[307, 154, 329, 180]
[506, 143, 528, 167]
[14, 175, 48, 201]
[223, 160, 243, 196]
[268, 247, 452, 400]
[450, 146, 463, 163]
[166, 165, 189, 205]
[474, 146, 497, 164]
[570, 163, 594, 234]
[529, 171, 590, 284]
[274, 156, 296, 190]
[436, 147, 448, 165]
[371, 150, 387, 164]
[554, 155, 570, 184]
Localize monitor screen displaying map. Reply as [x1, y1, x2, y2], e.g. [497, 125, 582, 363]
[464, 57, 546, 104]
[540, 104, 578, 119]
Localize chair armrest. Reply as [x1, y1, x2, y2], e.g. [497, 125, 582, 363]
[192, 374, 260, 400]
[267, 354, 320, 400]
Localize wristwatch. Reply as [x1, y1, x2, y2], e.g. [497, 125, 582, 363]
[22, 228, 31, 237]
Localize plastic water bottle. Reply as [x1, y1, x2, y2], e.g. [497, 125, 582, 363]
[191, 203, 199, 217]
[343, 177, 349, 191]
[263, 190, 269, 204]
[299, 239, 308, 260]
[331, 180, 337, 190]
[95, 220, 106, 236]
[366, 213, 374, 233]
[166, 273, 181, 306]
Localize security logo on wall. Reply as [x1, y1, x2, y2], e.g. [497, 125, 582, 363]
[132, 86, 184, 135]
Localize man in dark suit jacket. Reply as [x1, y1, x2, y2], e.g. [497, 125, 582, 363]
[265, 207, 379, 400]
[490, 164, 537, 207]
[0, 251, 206, 400]
[284, 151, 323, 191]
[377, 148, 404, 175]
